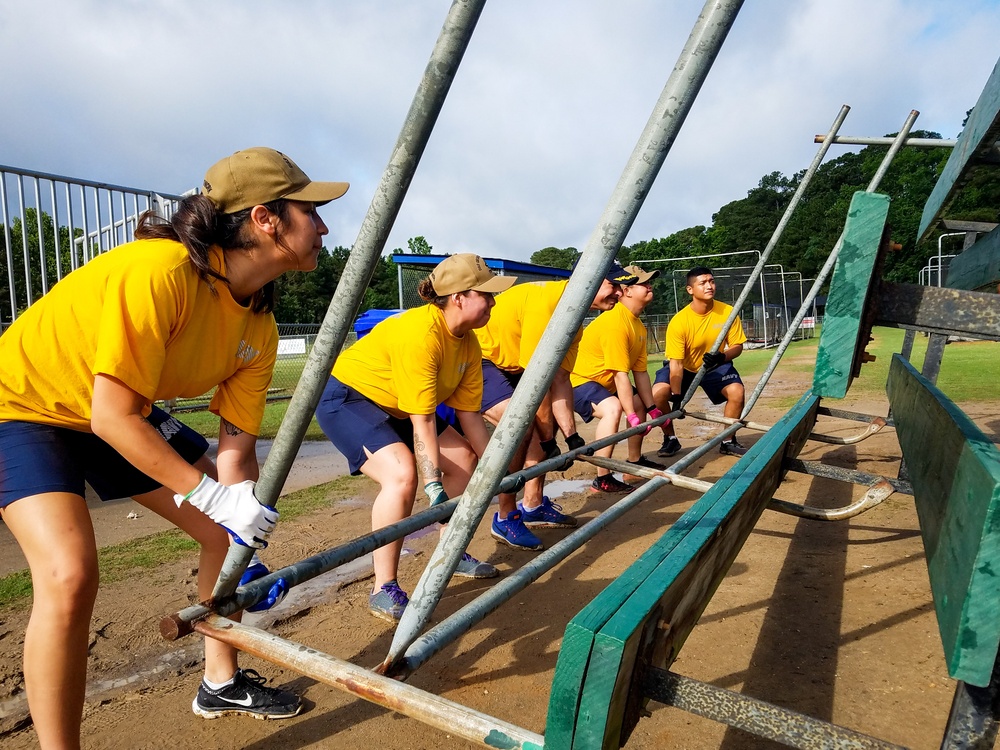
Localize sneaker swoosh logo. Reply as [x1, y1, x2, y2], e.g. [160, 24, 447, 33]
[218, 693, 254, 707]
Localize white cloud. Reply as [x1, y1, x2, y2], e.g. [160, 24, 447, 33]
[2, 0, 999, 261]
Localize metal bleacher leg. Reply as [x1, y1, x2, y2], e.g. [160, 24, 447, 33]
[940, 652, 1000, 750]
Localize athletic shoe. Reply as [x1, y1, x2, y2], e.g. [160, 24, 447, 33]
[631, 456, 666, 471]
[720, 437, 748, 456]
[368, 580, 409, 622]
[518, 496, 577, 529]
[192, 668, 302, 720]
[454, 553, 499, 579]
[657, 437, 682, 457]
[591, 474, 634, 494]
[491, 510, 544, 551]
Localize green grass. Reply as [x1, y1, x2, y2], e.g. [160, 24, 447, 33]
[0, 475, 367, 610]
[173, 399, 328, 441]
[646, 326, 1000, 404]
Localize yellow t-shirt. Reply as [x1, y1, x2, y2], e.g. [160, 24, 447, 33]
[0, 238, 279, 435]
[570, 303, 647, 392]
[475, 279, 580, 373]
[333, 305, 483, 419]
[665, 301, 747, 372]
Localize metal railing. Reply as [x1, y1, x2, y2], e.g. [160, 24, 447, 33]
[0, 163, 188, 324]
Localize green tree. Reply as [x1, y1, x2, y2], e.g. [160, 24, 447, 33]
[406, 236, 433, 255]
[529, 246, 579, 269]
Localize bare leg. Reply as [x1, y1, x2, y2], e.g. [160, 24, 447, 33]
[359, 444, 417, 590]
[483, 400, 530, 517]
[722, 382, 746, 421]
[626, 403, 647, 462]
[651, 381, 676, 438]
[590, 397, 623, 478]
[2, 492, 98, 750]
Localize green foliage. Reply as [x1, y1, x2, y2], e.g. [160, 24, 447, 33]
[406, 236, 433, 255]
[530, 246, 579, 269]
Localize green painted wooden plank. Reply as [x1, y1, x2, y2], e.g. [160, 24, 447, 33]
[919, 56, 1000, 241]
[814, 192, 891, 399]
[945, 225, 1000, 292]
[886, 355, 1000, 687]
[545, 467, 750, 750]
[571, 393, 819, 749]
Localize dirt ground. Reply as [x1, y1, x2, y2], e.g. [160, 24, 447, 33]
[0, 353, 994, 750]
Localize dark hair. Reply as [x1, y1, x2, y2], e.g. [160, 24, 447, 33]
[686, 266, 714, 284]
[417, 277, 451, 309]
[134, 194, 292, 314]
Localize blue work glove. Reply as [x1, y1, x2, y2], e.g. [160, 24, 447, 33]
[174, 474, 278, 549]
[702, 351, 726, 371]
[239, 553, 288, 612]
[425, 480, 449, 506]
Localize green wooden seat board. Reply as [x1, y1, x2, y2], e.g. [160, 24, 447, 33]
[944, 225, 1000, 292]
[544, 467, 752, 750]
[918, 56, 1000, 242]
[570, 392, 820, 749]
[813, 191, 891, 399]
[886, 355, 1000, 687]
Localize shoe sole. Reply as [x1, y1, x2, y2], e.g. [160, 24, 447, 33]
[590, 485, 633, 494]
[657, 446, 681, 457]
[192, 698, 302, 721]
[522, 519, 577, 529]
[368, 607, 403, 624]
[490, 529, 543, 551]
[453, 567, 500, 579]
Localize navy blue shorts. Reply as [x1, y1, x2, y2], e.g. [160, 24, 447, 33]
[572, 381, 616, 423]
[653, 362, 743, 405]
[315, 376, 449, 475]
[480, 360, 522, 413]
[0, 406, 209, 509]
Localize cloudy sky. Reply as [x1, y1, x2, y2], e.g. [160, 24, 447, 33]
[2, 0, 999, 263]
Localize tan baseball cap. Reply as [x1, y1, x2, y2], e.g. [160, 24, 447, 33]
[625, 264, 661, 284]
[429, 254, 518, 296]
[202, 147, 350, 213]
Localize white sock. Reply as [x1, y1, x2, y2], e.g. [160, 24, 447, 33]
[203, 674, 236, 690]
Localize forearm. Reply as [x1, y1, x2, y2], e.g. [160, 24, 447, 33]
[725, 343, 743, 362]
[410, 414, 442, 487]
[669, 360, 684, 398]
[614, 371, 636, 415]
[550, 369, 578, 437]
[634, 371, 655, 409]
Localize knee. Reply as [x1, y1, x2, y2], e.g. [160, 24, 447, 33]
[728, 383, 745, 402]
[32, 560, 99, 617]
[604, 400, 623, 422]
[652, 383, 670, 410]
[380, 464, 418, 501]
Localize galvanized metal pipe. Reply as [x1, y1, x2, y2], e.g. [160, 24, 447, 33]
[390, 476, 671, 678]
[162, 500, 458, 639]
[643, 668, 908, 750]
[1, 173, 16, 321]
[813, 134, 955, 149]
[385, 0, 747, 669]
[741, 110, 921, 416]
[679, 105, 850, 406]
[578, 454, 713, 493]
[194, 615, 545, 750]
[210, 0, 488, 602]
[685, 408, 886, 445]
[767, 479, 894, 521]
[816, 406, 895, 428]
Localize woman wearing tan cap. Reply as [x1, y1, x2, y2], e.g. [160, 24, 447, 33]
[0, 147, 347, 744]
[316, 254, 516, 622]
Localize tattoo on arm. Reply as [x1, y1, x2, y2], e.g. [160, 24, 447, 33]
[222, 419, 244, 437]
[412, 434, 441, 485]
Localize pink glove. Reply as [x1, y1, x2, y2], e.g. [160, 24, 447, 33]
[627, 413, 642, 429]
[647, 407, 663, 421]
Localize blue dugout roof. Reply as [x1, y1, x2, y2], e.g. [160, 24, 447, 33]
[390, 253, 570, 278]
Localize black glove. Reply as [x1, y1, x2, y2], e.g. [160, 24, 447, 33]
[702, 351, 726, 371]
[566, 433, 586, 451]
[670, 395, 684, 418]
[540, 437, 561, 460]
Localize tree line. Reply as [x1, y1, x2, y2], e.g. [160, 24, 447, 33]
[4, 129, 999, 324]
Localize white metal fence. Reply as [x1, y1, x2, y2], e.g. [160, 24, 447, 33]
[0, 163, 189, 325]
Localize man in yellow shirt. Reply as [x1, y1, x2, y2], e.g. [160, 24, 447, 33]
[652, 266, 748, 456]
[477, 262, 639, 550]
[570, 265, 666, 492]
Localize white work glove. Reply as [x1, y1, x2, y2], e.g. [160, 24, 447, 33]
[173, 474, 278, 549]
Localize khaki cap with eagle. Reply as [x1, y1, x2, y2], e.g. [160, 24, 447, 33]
[429, 254, 518, 296]
[202, 147, 349, 214]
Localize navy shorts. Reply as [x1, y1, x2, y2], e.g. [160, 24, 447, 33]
[0, 406, 209, 509]
[480, 360, 522, 413]
[572, 381, 616, 423]
[653, 362, 743, 405]
[315, 376, 449, 475]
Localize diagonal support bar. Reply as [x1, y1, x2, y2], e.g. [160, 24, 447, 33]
[210, 0, 487, 601]
[383, 0, 748, 671]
